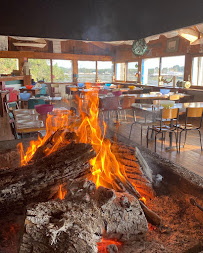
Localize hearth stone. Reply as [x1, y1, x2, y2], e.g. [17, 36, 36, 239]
[19, 180, 148, 253]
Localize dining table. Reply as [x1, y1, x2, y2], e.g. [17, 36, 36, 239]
[131, 102, 203, 151]
[19, 87, 41, 96]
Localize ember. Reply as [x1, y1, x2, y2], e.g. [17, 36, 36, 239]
[97, 238, 122, 253]
[58, 185, 67, 200]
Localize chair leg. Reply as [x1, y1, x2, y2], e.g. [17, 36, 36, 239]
[155, 133, 158, 152]
[198, 129, 202, 150]
[141, 125, 143, 146]
[179, 131, 183, 152]
[129, 123, 135, 139]
[161, 132, 164, 149]
[146, 127, 149, 148]
[174, 131, 178, 152]
[183, 130, 188, 147]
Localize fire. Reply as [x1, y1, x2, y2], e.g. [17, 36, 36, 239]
[140, 196, 147, 204]
[58, 185, 67, 200]
[97, 238, 122, 253]
[17, 87, 134, 190]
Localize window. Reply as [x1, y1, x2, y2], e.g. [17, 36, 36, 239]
[97, 61, 113, 83]
[29, 59, 51, 82]
[141, 58, 160, 86]
[127, 62, 138, 81]
[116, 63, 125, 81]
[192, 57, 203, 86]
[0, 58, 19, 74]
[161, 56, 185, 86]
[78, 61, 96, 82]
[52, 60, 73, 83]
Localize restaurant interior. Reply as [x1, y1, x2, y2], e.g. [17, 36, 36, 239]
[0, 1, 202, 253]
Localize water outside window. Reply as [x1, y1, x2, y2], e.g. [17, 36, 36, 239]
[192, 57, 203, 86]
[0, 58, 19, 74]
[141, 58, 160, 86]
[97, 61, 113, 83]
[29, 59, 51, 82]
[127, 62, 138, 81]
[116, 63, 125, 81]
[161, 56, 185, 85]
[78, 61, 96, 82]
[52, 60, 73, 82]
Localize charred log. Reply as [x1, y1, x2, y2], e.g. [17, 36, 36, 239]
[0, 142, 95, 214]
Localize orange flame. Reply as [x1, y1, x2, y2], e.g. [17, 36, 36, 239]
[58, 185, 67, 200]
[97, 238, 122, 253]
[18, 88, 134, 190]
[139, 196, 147, 205]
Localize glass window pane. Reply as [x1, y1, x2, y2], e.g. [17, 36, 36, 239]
[78, 61, 96, 82]
[52, 60, 73, 83]
[161, 56, 185, 86]
[116, 63, 125, 81]
[141, 58, 160, 86]
[0, 58, 19, 74]
[97, 61, 113, 83]
[127, 62, 138, 81]
[29, 59, 51, 82]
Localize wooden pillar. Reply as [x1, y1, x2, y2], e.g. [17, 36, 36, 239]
[73, 59, 78, 84]
[18, 57, 25, 75]
[184, 54, 192, 81]
[138, 58, 142, 84]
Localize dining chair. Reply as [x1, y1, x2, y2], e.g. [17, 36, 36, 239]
[178, 107, 203, 152]
[119, 96, 135, 121]
[5, 90, 19, 112]
[28, 99, 45, 109]
[129, 105, 157, 145]
[100, 96, 120, 122]
[147, 108, 179, 152]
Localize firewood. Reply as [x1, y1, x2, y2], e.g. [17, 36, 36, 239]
[30, 130, 78, 163]
[0, 142, 96, 214]
[113, 175, 161, 226]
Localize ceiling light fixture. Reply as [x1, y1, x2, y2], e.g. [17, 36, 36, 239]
[178, 28, 199, 43]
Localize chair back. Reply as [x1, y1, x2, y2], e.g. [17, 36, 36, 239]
[47, 84, 55, 97]
[169, 94, 180, 101]
[40, 87, 47, 95]
[162, 108, 179, 120]
[121, 96, 135, 109]
[99, 89, 108, 95]
[8, 90, 18, 102]
[28, 99, 45, 109]
[101, 96, 120, 110]
[186, 107, 203, 118]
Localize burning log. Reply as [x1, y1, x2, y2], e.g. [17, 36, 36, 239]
[0, 142, 96, 214]
[19, 179, 148, 253]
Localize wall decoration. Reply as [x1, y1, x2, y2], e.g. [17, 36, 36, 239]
[166, 37, 180, 53]
[132, 39, 148, 56]
[0, 36, 8, 51]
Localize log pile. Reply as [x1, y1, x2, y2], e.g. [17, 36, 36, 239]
[0, 142, 95, 214]
[19, 179, 148, 253]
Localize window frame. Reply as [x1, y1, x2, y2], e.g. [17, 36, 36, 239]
[52, 59, 73, 83]
[191, 56, 203, 86]
[141, 57, 160, 86]
[0, 57, 19, 75]
[126, 61, 139, 82]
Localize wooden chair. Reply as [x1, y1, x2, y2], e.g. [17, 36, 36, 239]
[178, 107, 203, 152]
[147, 108, 179, 152]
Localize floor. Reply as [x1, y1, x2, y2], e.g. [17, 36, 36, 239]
[0, 102, 203, 178]
[107, 111, 203, 178]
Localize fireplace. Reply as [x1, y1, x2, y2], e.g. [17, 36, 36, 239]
[0, 89, 202, 253]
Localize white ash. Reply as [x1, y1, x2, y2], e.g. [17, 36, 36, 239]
[20, 179, 148, 253]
